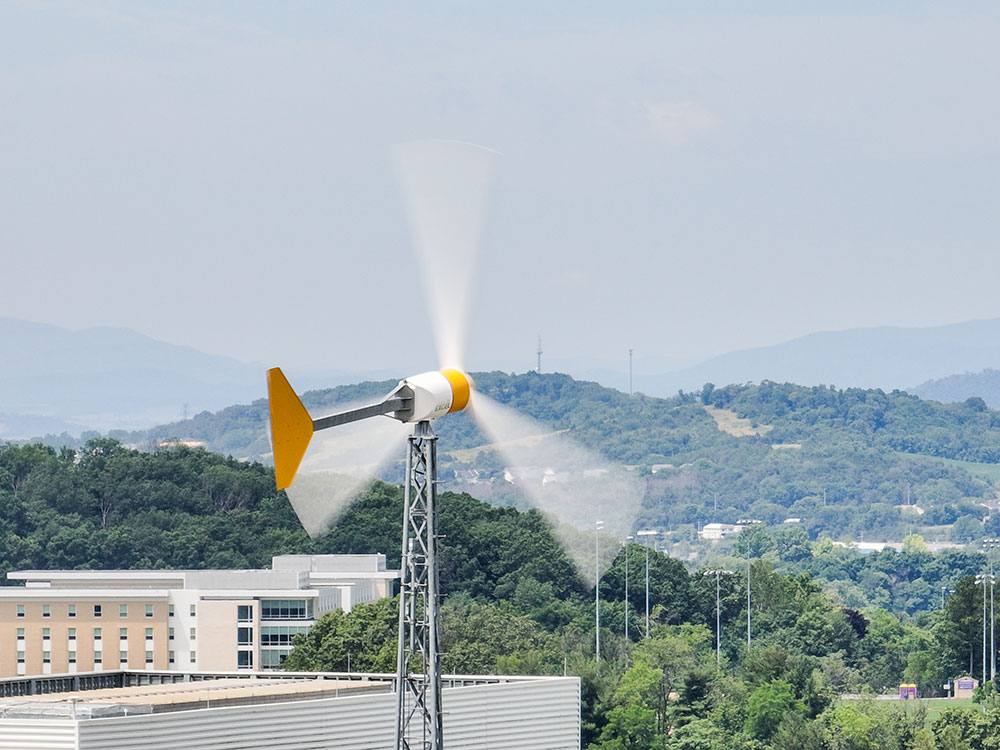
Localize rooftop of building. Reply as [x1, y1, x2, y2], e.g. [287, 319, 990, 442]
[0, 677, 389, 719]
[5, 554, 399, 593]
[0, 669, 569, 721]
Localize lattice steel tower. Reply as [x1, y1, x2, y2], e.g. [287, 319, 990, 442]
[395, 421, 443, 750]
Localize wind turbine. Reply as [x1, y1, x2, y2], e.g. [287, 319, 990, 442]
[266, 140, 642, 750]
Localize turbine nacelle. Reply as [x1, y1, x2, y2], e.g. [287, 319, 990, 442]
[389, 368, 473, 424]
[267, 367, 474, 491]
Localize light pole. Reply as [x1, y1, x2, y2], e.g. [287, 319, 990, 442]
[977, 571, 995, 685]
[703, 569, 733, 668]
[738, 519, 762, 648]
[941, 586, 954, 609]
[984, 539, 1000, 681]
[637, 529, 658, 636]
[624, 535, 634, 639]
[596, 520, 604, 662]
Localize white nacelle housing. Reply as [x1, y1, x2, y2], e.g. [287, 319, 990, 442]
[390, 369, 471, 423]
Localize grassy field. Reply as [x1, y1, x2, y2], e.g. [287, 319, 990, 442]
[841, 696, 977, 725]
[895, 451, 1000, 485]
[919, 697, 976, 723]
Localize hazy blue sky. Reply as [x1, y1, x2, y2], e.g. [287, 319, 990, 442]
[2, 1, 998, 378]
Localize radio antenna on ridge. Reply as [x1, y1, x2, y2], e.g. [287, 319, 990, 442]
[537, 335, 543, 374]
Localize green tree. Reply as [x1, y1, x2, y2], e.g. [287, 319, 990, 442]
[735, 524, 775, 559]
[744, 679, 802, 742]
[281, 597, 398, 673]
[592, 704, 663, 750]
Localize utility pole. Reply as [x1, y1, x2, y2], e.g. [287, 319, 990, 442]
[977, 571, 993, 686]
[624, 536, 633, 639]
[984, 539, 1000, 681]
[704, 569, 734, 668]
[637, 529, 657, 636]
[738, 519, 762, 648]
[595, 520, 604, 661]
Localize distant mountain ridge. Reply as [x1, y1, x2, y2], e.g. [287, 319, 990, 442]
[911, 369, 1000, 409]
[0, 318, 388, 437]
[8, 315, 1000, 438]
[631, 318, 1000, 397]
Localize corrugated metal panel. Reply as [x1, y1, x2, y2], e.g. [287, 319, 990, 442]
[0, 719, 76, 750]
[79, 691, 397, 749]
[443, 679, 580, 750]
[74, 677, 580, 750]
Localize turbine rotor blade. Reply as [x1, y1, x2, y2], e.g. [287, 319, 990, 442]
[467, 391, 644, 585]
[394, 140, 497, 371]
[284, 408, 407, 538]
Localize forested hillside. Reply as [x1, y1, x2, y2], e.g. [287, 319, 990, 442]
[6, 441, 1000, 747]
[283, 487, 1000, 750]
[24, 372, 1000, 546]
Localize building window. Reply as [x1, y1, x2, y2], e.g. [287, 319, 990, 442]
[16, 628, 24, 639]
[237, 605, 252, 622]
[68, 651, 77, 664]
[260, 626, 311, 646]
[94, 605, 102, 618]
[237, 651, 253, 669]
[94, 651, 102, 663]
[41, 628, 50, 640]
[237, 627, 253, 646]
[119, 628, 128, 639]
[119, 650, 128, 662]
[145, 628, 153, 639]
[168, 604, 175, 617]
[67, 628, 76, 640]
[190, 627, 196, 640]
[190, 604, 196, 616]
[42, 604, 50, 618]
[119, 604, 128, 618]
[260, 649, 291, 668]
[68, 604, 76, 618]
[145, 604, 154, 618]
[260, 599, 311, 620]
[169, 627, 174, 640]
[190, 652, 196, 664]
[169, 651, 175, 664]
[16, 652, 24, 664]
[42, 651, 50, 664]
[16, 605, 24, 618]
[94, 628, 102, 640]
[145, 651, 153, 664]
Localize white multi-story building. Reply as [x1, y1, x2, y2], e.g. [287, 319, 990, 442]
[698, 523, 744, 540]
[0, 555, 398, 678]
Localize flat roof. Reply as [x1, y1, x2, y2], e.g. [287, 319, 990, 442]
[0, 588, 322, 600]
[0, 678, 390, 719]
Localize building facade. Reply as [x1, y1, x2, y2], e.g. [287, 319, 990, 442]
[0, 555, 398, 678]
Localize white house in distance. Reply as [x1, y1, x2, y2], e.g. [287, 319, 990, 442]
[0, 554, 398, 678]
[698, 523, 745, 540]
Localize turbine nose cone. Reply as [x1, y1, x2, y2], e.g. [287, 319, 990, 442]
[440, 368, 472, 414]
